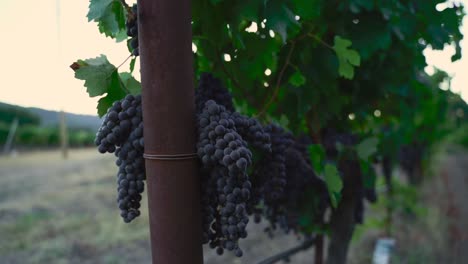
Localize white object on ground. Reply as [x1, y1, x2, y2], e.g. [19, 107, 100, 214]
[372, 237, 396, 264]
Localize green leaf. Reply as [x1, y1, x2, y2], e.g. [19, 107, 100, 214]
[119, 72, 141, 95]
[210, 0, 224, 4]
[74, 55, 117, 97]
[87, 0, 113, 21]
[265, 0, 300, 43]
[356, 137, 379, 161]
[332, 36, 360, 79]
[349, 0, 374, 13]
[324, 163, 343, 208]
[349, 15, 391, 59]
[289, 70, 306, 87]
[88, 0, 126, 39]
[235, 34, 281, 80]
[129, 57, 136, 73]
[291, 0, 322, 20]
[308, 144, 325, 172]
[96, 71, 127, 117]
[278, 114, 290, 128]
[73, 55, 130, 117]
[361, 161, 376, 189]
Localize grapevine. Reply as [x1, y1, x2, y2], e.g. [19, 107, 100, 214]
[126, 4, 139, 56]
[75, 0, 467, 262]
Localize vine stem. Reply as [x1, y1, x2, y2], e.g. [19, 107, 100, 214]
[256, 41, 296, 118]
[120, 0, 131, 11]
[308, 33, 334, 50]
[215, 49, 242, 89]
[117, 54, 133, 69]
[120, 0, 136, 21]
[314, 235, 324, 264]
[306, 108, 322, 143]
[114, 55, 134, 95]
[256, 236, 317, 264]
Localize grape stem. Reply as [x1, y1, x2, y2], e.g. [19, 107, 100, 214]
[119, 0, 131, 11]
[117, 54, 133, 69]
[306, 109, 322, 143]
[214, 49, 240, 88]
[256, 236, 317, 264]
[308, 33, 334, 50]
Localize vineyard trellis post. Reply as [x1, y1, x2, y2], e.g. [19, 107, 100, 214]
[138, 0, 204, 263]
[59, 110, 68, 159]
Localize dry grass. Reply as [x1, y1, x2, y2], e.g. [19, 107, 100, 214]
[0, 149, 314, 264]
[1, 148, 466, 263]
[0, 149, 151, 264]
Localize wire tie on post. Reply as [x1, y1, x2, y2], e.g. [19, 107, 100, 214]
[143, 152, 198, 160]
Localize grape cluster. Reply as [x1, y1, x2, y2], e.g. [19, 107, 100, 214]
[253, 124, 293, 206]
[338, 156, 378, 225]
[322, 129, 377, 225]
[195, 73, 271, 152]
[94, 73, 362, 258]
[337, 158, 364, 224]
[197, 100, 253, 257]
[195, 73, 235, 112]
[382, 155, 393, 191]
[95, 94, 145, 222]
[126, 4, 139, 56]
[195, 76, 267, 140]
[321, 128, 358, 159]
[116, 121, 145, 222]
[363, 166, 378, 204]
[288, 134, 328, 210]
[231, 112, 271, 152]
[252, 131, 328, 234]
[294, 134, 314, 162]
[399, 143, 424, 179]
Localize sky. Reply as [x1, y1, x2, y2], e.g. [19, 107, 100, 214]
[0, 0, 466, 116]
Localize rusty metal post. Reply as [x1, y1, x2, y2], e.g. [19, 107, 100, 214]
[138, 0, 204, 263]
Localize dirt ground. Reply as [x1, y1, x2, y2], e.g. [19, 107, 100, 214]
[0, 148, 466, 263]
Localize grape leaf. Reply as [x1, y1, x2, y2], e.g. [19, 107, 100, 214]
[360, 161, 376, 189]
[308, 144, 325, 172]
[88, 0, 126, 40]
[349, 15, 391, 60]
[129, 57, 136, 73]
[291, 0, 321, 20]
[278, 114, 289, 128]
[356, 137, 379, 161]
[324, 163, 343, 208]
[332, 36, 360, 79]
[349, 0, 374, 13]
[265, 1, 300, 43]
[119, 72, 141, 95]
[210, 0, 224, 4]
[74, 55, 117, 97]
[97, 71, 127, 117]
[87, 0, 113, 20]
[73, 55, 131, 117]
[289, 70, 306, 87]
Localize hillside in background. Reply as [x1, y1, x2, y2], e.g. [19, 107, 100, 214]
[0, 102, 101, 130]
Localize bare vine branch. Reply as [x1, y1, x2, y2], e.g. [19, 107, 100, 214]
[120, 0, 131, 11]
[117, 54, 133, 69]
[308, 33, 334, 50]
[256, 41, 296, 118]
[120, 0, 135, 20]
[306, 109, 322, 143]
[256, 236, 317, 264]
[215, 49, 242, 89]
